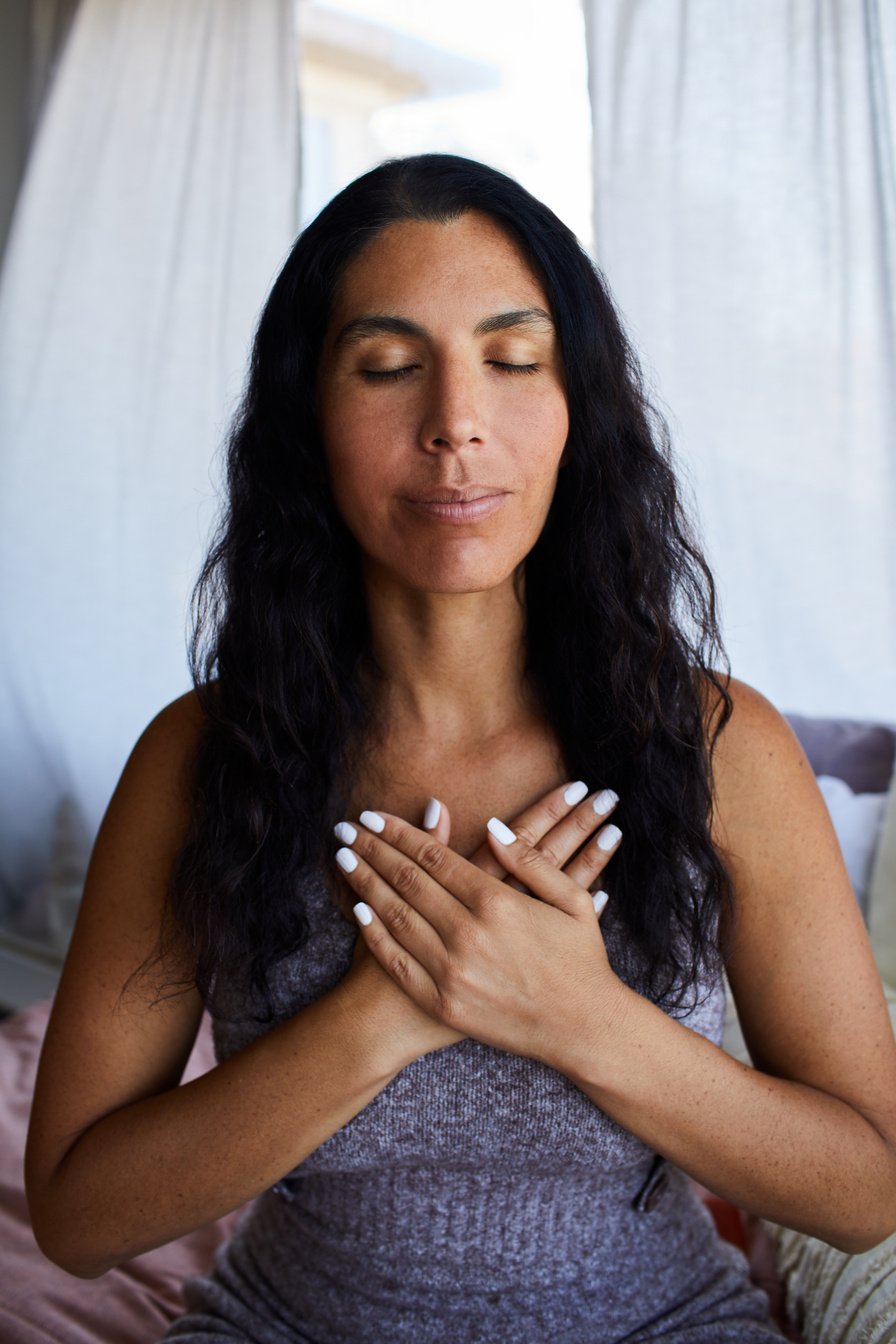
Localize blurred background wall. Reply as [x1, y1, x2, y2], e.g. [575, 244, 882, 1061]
[0, 0, 893, 991]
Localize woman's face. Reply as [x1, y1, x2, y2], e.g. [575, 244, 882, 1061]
[317, 210, 569, 595]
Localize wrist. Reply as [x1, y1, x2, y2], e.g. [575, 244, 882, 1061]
[328, 972, 426, 1079]
[541, 975, 639, 1089]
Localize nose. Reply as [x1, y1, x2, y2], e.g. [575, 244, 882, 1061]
[418, 357, 485, 451]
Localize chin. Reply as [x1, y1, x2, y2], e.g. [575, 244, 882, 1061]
[395, 557, 522, 595]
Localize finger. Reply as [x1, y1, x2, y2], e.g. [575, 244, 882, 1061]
[465, 834, 514, 883]
[467, 780, 614, 890]
[592, 889, 609, 919]
[527, 786, 619, 869]
[333, 834, 449, 974]
[484, 816, 595, 919]
[563, 820, 624, 892]
[421, 796, 451, 847]
[339, 811, 491, 951]
[343, 809, 484, 921]
[349, 891, 446, 1021]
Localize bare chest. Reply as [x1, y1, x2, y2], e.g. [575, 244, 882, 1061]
[343, 729, 569, 859]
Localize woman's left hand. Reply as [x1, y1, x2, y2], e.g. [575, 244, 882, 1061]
[333, 810, 627, 1066]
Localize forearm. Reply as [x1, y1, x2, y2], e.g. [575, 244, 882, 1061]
[28, 980, 413, 1278]
[554, 984, 896, 1254]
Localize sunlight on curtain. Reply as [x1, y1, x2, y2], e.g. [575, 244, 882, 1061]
[584, 0, 895, 720]
[0, 0, 299, 935]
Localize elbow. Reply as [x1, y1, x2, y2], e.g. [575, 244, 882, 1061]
[826, 1136, 896, 1255]
[29, 1209, 115, 1279]
[27, 1187, 117, 1280]
[828, 1218, 896, 1257]
[824, 1188, 896, 1256]
[49, 1254, 112, 1281]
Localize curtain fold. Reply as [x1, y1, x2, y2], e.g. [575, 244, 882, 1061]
[584, 0, 895, 721]
[0, 0, 299, 934]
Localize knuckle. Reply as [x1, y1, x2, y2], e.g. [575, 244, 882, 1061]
[470, 881, 504, 918]
[392, 861, 423, 900]
[382, 900, 415, 938]
[533, 841, 562, 868]
[513, 822, 540, 848]
[435, 987, 463, 1029]
[387, 951, 414, 986]
[351, 865, 374, 895]
[517, 844, 545, 873]
[417, 840, 448, 874]
[573, 807, 598, 837]
[545, 795, 569, 823]
[440, 957, 473, 1000]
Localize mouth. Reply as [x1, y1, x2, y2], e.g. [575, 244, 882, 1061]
[405, 485, 506, 504]
[401, 491, 508, 523]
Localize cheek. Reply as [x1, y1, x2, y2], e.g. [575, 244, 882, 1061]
[509, 394, 569, 479]
[322, 405, 402, 529]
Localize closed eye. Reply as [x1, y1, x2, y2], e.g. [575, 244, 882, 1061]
[489, 361, 539, 375]
[360, 360, 540, 383]
[360, 366, 419, 383]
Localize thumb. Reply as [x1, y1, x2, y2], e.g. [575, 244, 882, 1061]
[421, 796, 452, 846]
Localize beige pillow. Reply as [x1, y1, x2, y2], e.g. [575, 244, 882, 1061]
[770, 1220, 896, 1344]
[868, 762, 896, 989]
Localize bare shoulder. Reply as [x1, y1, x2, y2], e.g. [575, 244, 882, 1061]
[49, 683, 212, 1008]
[696, 669, 804, 773]
[125, 686, 208, 791]
[695, 671, 815, 853]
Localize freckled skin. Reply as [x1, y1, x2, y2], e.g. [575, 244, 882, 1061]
[317, 212, 570, 597]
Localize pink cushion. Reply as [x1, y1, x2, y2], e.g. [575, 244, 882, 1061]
[0, 998, 246, 1343]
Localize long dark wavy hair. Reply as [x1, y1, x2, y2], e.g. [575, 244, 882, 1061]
[152, 153, 733, 1021]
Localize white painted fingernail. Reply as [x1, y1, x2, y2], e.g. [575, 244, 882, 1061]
[336, 847, 358, 872]
[593, 789, 619, 814]
[359, 810, 385, 833]
[334, 821, 357, 844]
[424, 797, 441, 829]
[353, 901, 373, 925]
[487, 816, 517, 845]
[597, 824, 622, 851]
[592, 890, 609, 917]
[564, 780, 589, 806]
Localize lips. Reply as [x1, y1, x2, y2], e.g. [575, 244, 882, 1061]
[402, 492, 508, 523]
[406, 485, 506, 504]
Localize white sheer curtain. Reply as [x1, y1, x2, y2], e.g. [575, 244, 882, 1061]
[584, 0, 895, 722]
[0, 0, 299, 935]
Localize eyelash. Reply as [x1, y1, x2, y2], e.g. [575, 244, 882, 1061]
[360, 361, 540, 383]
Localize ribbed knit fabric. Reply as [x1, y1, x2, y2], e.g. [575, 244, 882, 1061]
[162, 871, 782, 1343]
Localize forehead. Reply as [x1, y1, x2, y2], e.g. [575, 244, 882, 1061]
[329, 211, 550, 324]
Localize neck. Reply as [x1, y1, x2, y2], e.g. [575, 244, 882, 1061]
[360, 562, 540, 749]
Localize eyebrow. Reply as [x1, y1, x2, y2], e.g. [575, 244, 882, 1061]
[333, 307, 555, 348]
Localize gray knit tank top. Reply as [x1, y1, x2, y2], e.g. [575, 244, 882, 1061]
[163, 870, 781, 1344]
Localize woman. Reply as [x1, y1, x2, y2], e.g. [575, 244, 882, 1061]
[25, 155, 896, 1343]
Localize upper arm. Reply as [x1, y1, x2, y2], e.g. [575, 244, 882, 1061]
[706, 675, 896, 1143]
[26, 690, 207, 1201]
